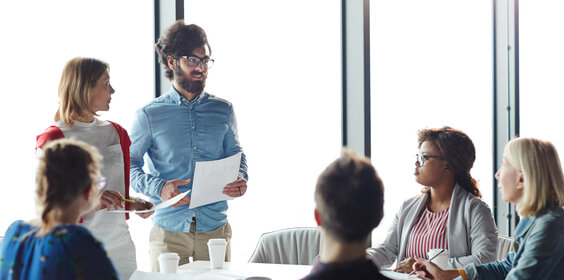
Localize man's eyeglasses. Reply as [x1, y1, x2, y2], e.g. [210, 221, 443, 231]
[97, 176, 107, 191]
[416, 154, 444, 166]
[176, 56, 214, 69]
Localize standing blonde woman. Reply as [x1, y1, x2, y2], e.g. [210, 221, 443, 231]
[36, 57, 153, 279]
[0, 139, 118, 279]
[413, 137, 564, 280]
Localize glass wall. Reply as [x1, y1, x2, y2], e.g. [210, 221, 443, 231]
[0, 0, 154, 268]
[3, 0, 527, 271]
[369, 1, 493, 247]
[519, 1, 564, 159]
[184, 0, 342, 262]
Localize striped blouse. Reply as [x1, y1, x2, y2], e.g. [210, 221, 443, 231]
[406, 207, 450, 259]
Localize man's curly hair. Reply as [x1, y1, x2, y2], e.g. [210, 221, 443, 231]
[155, 20, 211, 80]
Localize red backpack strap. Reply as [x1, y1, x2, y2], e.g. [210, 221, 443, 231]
[108, 121, 132, 220]
[36, 126, 64, 150]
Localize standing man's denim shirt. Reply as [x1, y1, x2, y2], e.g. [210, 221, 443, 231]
[129, 87, 248, 233]
[457, 207, 564, 280]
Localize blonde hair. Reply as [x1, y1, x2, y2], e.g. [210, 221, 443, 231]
[55, 57, 109, 125]
[504, 138, 564, 217]
[36, 139, 102, 226]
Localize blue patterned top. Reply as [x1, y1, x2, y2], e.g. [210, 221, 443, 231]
[0, 220, 118, 280]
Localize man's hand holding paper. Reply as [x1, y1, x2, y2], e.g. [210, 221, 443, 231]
[189, 152, 243, 209]
[160, 179, 192, 207]
[223, 177, 247, 197]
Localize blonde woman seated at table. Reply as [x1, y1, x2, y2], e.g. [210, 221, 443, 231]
[366, 127, 498, 273]
[0, 139, 118, 279]
[413, 137, 564, 280]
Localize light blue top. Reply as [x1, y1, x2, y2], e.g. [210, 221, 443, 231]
[129, 87, 247, 233]
[460, 207, 564, 280]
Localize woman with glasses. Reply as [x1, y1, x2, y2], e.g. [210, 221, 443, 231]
[0, 139, 118, 279]
[35, 57, 153, 280]
[413, 137, 564, 280]
[366, 127, 497, 273]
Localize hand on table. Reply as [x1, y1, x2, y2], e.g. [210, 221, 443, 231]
[412, 258, 460, 280]
[394, 257, 416, 273]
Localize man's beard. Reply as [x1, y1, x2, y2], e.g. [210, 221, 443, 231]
[175, 64, 206, 94]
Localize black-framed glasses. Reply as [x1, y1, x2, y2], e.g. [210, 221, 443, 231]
[416, 154, 444, 166]
[97, 176, 107, 191]
[176, 55, 214, 69]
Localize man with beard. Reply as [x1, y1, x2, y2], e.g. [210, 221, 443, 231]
[129, 20, 248, 271]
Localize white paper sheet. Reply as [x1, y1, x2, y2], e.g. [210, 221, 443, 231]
[108, 190, 191, 213]
[380, 269, 414, 279]
[189, 152, 242, 209]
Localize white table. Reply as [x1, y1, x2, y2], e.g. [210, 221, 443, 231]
[177, 261, 312, 279]
[129, 261, 313, 280]
[129, 261, 413, 280]
[379, 268, 414, 280]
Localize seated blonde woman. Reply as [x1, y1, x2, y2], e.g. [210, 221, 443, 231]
[367, 127, 497, 273]
[0, 139, 118, 279]
[413, 137, 564, 280]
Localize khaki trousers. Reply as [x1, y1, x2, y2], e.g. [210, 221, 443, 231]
[149, 219, 232, 272]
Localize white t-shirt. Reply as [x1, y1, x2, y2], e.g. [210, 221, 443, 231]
[39, 118, 137, 280]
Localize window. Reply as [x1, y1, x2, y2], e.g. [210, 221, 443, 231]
[184, 0, 341, 262]
[519, 1, 564, 159]
[0, 0, 153, 267]
[369, 1, 493, 245]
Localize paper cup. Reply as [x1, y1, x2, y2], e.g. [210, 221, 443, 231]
[158, 252, 180, 273]
[208, 238, 228, 269]
[427, 249, 448, 269]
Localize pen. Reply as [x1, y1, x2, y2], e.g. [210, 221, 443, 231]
[409, 248, 445, 276]
[119, 198, 135, 203]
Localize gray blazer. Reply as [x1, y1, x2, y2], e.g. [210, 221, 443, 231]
[367, 184, 498, 269]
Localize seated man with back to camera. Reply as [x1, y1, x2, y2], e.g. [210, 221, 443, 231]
[302, 149, 392, 280]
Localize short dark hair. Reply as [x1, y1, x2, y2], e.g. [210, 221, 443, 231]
[315, 149, 384, 243]
[155, 20, 211, 80]
[417, 126, 481, 198]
